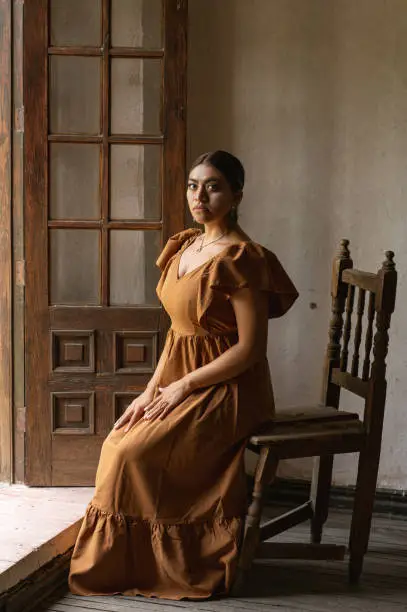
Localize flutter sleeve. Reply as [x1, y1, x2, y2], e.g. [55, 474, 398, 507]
[156, 228, 201, 271]
[209, 242, 299, 319]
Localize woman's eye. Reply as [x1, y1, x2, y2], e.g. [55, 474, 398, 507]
[187, 183, 197, 190]
[207, 184, 218, 191]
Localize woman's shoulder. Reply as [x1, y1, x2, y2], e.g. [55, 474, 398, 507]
[168, 228, 202, 244]
[156, 228, 201, 271]
[210, 240, 299, 319]
[218, 238, 276, 263]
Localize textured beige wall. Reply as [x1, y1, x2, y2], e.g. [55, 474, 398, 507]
[188, 0, 407, 489]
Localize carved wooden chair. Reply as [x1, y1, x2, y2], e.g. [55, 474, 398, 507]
[232, 239, 397, 595]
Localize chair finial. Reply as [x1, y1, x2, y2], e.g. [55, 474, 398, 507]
[383, 251, 395, 271]
[338, 239, 351, 260]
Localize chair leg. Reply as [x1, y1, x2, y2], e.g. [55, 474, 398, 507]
[231, 448, 278, 597]
[348, 448, 380, 584]
[310, 455, 334, 544]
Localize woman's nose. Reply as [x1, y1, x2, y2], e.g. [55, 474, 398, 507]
[195, 185, 208, 201]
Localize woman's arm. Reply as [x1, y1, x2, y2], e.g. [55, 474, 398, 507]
[145, 337, 170, 391]
[183, 288, 269, 391]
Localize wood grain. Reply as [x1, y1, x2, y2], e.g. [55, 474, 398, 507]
[101, 0, 109, 307]
[342, 268, 378, 293]
[331, 369, 369, 399]
[0, 0, 12, 483]
[12, 0, 25, 484]
[24, 0, 51, 484]
[162, 0, 188, 243]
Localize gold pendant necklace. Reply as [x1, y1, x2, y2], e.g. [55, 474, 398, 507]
[195, 230, 228, 253]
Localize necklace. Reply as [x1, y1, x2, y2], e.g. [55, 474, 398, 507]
[195, 230, 228, 253]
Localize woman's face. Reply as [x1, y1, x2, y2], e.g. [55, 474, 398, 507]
[186, 163, 240, 225]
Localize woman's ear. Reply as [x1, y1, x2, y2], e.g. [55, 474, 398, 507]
[234, 190, 243, 205]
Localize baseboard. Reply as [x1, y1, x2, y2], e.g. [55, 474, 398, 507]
[262, 477, 407, 518]
[0, 550, 71, 612]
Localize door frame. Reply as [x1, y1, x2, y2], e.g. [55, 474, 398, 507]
[0, 0, 25, 484]
[23, 0, 188, 485]
[0, 0, 12, 482]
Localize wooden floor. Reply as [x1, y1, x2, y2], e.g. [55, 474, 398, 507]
[0, 484, 93, 592]
[39, 508, 407, 612]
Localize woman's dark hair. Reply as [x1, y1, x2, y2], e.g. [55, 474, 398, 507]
[190, 150, 245, 193]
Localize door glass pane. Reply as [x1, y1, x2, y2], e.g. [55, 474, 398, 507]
[110, 231, 160, 305]
[111, 59, 161, 134]
[50, 0, 101, 47]
[50, 56, 101, 134]
[110, 145, 161, 220]
[50, 144, 100, 219]
[111, 0, 162, 48]
[50, 230, 100, 305]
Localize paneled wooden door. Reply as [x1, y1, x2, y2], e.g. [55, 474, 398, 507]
[24, 0, 187, 485]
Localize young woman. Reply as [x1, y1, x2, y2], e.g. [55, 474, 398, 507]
[69, 150, 298, 599]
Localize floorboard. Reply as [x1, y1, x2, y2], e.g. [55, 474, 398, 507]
[39, 509, 407, 612]
[0, 484, 93, 593]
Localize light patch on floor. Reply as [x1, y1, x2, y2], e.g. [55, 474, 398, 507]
[0, 484, 93, 593]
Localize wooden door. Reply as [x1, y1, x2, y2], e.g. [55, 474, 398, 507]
[24, 0, 187, 485]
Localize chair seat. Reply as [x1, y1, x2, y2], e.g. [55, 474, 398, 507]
[274, 405, 359, 425]
[249, 405, 364, 457]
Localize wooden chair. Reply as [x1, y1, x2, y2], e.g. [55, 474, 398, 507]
[232, 239, 398, 595]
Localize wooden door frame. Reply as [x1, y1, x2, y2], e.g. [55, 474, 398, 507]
[0, 0, 25, 484]
[0, 0, 13, 482]
[23, 0, 188, 485]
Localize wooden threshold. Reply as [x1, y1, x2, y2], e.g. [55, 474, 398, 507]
[0, 485, 93, 597]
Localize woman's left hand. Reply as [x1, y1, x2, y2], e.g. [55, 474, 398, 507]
[143, 379, 191, 421]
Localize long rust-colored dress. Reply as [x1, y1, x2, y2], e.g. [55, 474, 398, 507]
[68, 228, 298, 600]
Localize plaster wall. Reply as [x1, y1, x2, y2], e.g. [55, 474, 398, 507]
[188, 0, 407, 489]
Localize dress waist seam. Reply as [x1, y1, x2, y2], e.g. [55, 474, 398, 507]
[169, 327, 238, 339]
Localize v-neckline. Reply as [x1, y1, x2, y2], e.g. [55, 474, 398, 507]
[175, 236, 249, 282]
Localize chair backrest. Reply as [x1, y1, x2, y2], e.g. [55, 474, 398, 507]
[322, 239, 397, 436]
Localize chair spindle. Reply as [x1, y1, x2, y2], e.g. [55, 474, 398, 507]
[341, 285, 355, 371]
[362, 292, 375, 381]
[351, 288, 366, 377]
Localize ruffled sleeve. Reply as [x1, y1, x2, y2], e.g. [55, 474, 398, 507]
[208, 242, 299, 319]
[156, 228, 201, 272]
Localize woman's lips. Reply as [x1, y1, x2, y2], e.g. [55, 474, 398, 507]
[193, 206, 208, 211]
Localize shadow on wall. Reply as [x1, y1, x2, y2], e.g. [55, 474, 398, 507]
[187, 0, 341, 479]
[187, 0, 236, 166]
[262, 0, 340, 480]
[187, 0, 407, 487]
[187, 0, 340, 407]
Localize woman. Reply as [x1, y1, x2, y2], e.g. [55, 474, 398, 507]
[69, 150, 298, 599]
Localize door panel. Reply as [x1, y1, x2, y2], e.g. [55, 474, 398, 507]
[110, 59, 162, 134]
[111, 0, 163, 48]
[50, 0, 102, 47]
[49, 143, 101, 220]
[24, 0, 187, 485]
[110, 145, 162, 220]
[49, 229, 101, 304]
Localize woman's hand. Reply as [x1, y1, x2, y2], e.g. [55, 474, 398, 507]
[143, 379, 191, 422]
[113, 386, 156, 433]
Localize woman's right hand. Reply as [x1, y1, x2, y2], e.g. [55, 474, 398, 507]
[113, 386, 156, 433]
